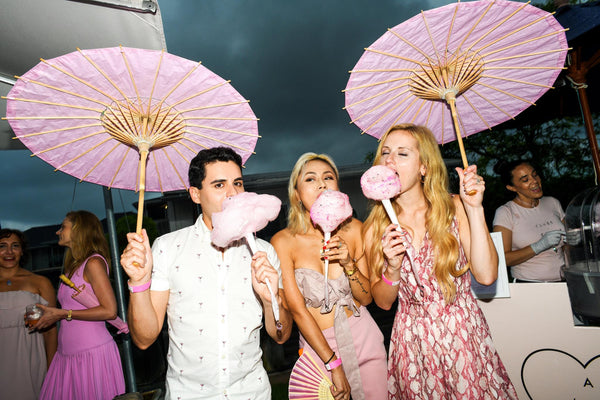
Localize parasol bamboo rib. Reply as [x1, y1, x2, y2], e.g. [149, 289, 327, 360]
[32, 130, 105, 156]
[485, 66, 565, 70]
[480, 30, 569, 59]
[443, 1, 460, 61]
[80, 142, 122, 182]
[422, 10, 443, 67]
[4, 97, 103, 112]
[360, 94, 414, 133]
[463, 1, 531, 55]
[363, 47, 423, 66]
[179, 100, 253, 113]
[485, 48, 570, 63]
[77, 49, 140, 111]
[55, 137, 113, 170]
[389, 96, 422, 128]
[461, 94, 491, 130]
[342, 77, 410, 93]
[348, 68, 416, 73]
[343, 83, 409, 109]
[185, 124, 260, 138]
[169, 143, 192, 165]
[348, 90, 410, 124]
[409, 99, 429, 125]
[151, 152, 163, 193]
[12, 123, 103, 138]
[42, 58, 123, 105]
[184, 116, 258, 121]
[452, 0, 495, 57]
[15, 77, 112, 108]
[468, 87, 514, 120]
[183, 132, 255, 153]
[471, 13, 559, 56]
[480, 74, 554, 88]
[477, 81, 534, 104]
[161, 148, 187, 189]
[387, 28, 435, 62]
[167, 80, 231, 109]
[110, 148, 132, 189]
[120, 46, 146, 110]
[3, 115, 98, 120]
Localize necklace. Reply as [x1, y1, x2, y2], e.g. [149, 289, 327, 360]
[514, 196, 539, 208]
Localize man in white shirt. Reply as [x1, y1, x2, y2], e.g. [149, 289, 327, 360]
[120, 147, 292, 399]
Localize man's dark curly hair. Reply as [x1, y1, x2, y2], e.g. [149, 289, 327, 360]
[188, 147, 243, 189]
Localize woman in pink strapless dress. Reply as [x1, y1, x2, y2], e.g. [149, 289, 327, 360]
[363, 124, 518, 400]
[36, 211, 125, 400]
[272, 153, 387, 400]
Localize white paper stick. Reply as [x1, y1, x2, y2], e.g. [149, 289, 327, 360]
[323, 231, 331, 311]
[244, 232, 280, 323]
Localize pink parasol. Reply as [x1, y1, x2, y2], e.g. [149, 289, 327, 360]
[4, 46, 259, 233]
[344, 0, 569, 168]
[59, 274, 128, 334]
[211, 192, 282, 329]
[361, 166, 420, 287]
[310, 190, 353, 311]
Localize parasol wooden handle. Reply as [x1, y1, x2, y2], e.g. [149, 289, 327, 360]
[59, 274, 81, 293]
[446, 95, 477, 196]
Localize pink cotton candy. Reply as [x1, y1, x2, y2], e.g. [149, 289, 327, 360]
[310, 190, 353, 233]
[360, 165, 401, 200]
[211, 192, 281, 248]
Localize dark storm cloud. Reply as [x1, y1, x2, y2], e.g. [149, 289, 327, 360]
[161, 0, 439, 173]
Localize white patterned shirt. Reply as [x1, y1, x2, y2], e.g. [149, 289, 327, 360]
[151, 215, 282, 400]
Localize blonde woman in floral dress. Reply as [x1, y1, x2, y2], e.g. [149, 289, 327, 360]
[363, 124, 518, 399]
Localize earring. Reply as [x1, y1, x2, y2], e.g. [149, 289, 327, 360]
[421, 174, 425, 183]
[299, 200, 303, 208]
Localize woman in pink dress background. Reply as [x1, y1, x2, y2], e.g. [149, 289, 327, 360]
[0, 228, 57, 399]
[363, 124, 518, 399]
[36, 210, 125, 400]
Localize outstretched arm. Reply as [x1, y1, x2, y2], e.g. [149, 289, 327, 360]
[120, 230, 168, 349]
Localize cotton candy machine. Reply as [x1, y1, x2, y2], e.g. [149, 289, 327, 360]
[563, 187, 600, 326]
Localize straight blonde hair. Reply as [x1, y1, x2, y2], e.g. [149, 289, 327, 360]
[287, 152, 340, 235]
[362, 123, 468, 303]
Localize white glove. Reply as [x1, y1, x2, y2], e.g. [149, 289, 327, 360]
[531, 230, 564, 254]
[566, 229, 581, 246]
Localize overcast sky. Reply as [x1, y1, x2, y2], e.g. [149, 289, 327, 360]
[0, 0, 505, 231]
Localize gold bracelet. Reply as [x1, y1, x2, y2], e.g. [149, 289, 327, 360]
[344, 264, 358, 277]
[66, 309, 73, 321]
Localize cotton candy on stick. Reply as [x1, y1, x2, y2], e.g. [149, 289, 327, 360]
[211, 192, 282, 329]
[360, 165, 401, 226]
[361, 166, 421, 287]
[309, 190, 353, 311]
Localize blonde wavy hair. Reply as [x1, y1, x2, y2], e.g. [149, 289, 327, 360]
[362, 123, 468, 303]
[63, 210, 111, 276]
[287, 152, 340, 235]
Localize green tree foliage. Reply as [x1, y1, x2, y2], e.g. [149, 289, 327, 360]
[115, 214, 159, 253]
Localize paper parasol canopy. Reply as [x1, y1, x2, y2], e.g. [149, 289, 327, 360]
[288, 351, 334, 400]
[59, 274, 128, 334]
[4, 46, 259, 233]
[210, 192, 282, 329]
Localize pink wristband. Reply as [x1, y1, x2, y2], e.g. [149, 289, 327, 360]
[325, 357, 342, 371]
[127, 280, 151, 293]
[381, 272, 400, 286]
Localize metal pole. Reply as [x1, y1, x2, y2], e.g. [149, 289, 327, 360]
[103, 187, 137, 392]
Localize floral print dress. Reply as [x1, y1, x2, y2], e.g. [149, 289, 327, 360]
[388, 220, 518, 400]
